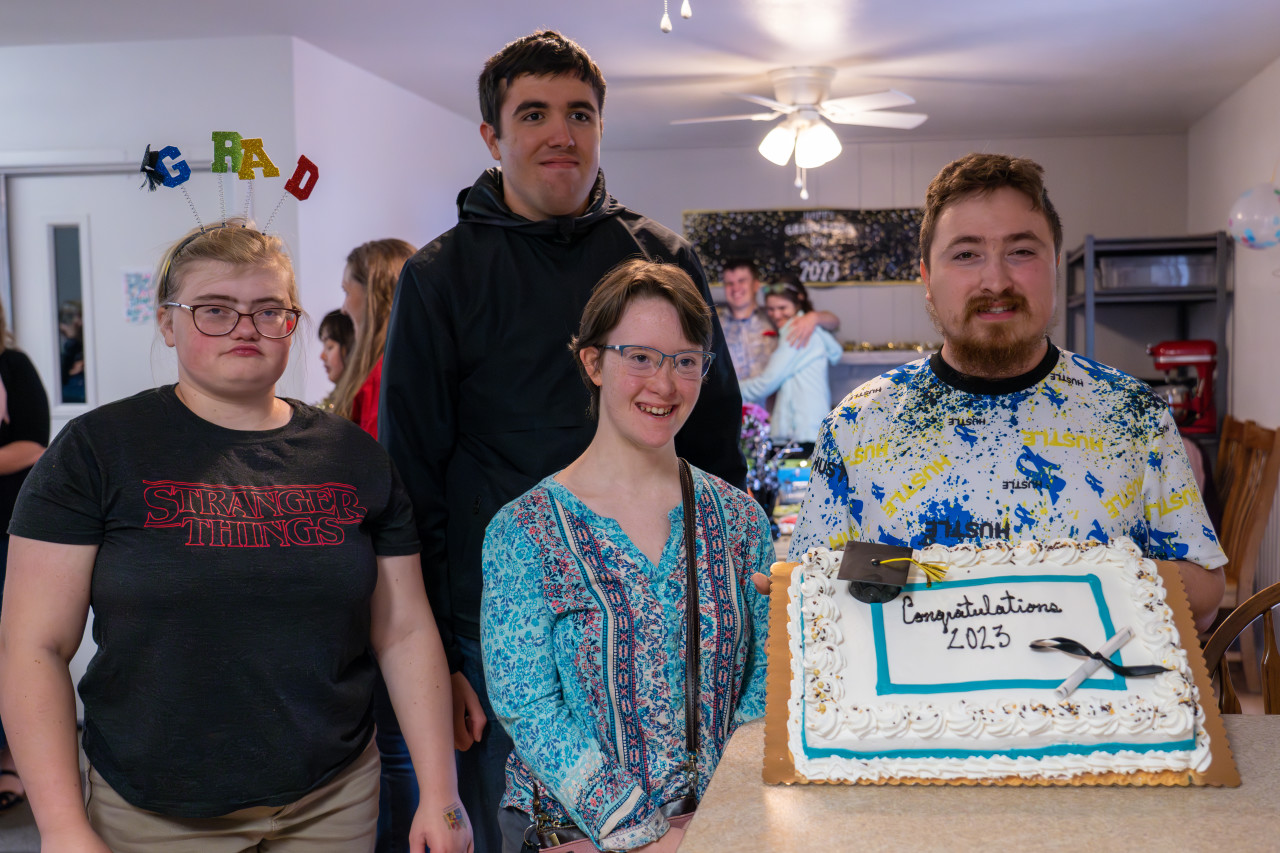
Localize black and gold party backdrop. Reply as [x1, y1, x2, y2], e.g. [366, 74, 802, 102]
[683, 208, 923, 286]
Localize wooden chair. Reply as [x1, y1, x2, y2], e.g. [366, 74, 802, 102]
[1202, 581, 1280, 714]
[1214, 414, 1249, 506]
[1214, 420, 1280, 692]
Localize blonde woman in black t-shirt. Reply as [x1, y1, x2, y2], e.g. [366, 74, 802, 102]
[0, 219, 472, 853]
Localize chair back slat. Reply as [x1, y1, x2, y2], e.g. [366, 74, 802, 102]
[1215, 415, 1247, 505]
[1263, 609, 1279, 715]
[1203, 581, 1280, 714]
[1216, 422, 1280, 608]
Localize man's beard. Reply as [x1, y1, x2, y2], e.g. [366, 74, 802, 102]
[928, 291, 1049, 378]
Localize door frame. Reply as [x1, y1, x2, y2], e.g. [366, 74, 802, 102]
[1, 155, 213, 335]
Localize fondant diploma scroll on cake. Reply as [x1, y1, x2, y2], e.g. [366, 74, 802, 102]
[766, 537, 1238, 786]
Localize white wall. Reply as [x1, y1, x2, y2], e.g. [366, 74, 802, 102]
[290, 38, 491, 402]
[605, 134, 1188, 376]
[0, 37, 296, 158]
[0, 37, 303, 402]
[1, 36, 490, 406]
[1187, 53, 1280, 427]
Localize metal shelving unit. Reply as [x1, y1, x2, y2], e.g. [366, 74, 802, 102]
[1064, 232, 1232, 434]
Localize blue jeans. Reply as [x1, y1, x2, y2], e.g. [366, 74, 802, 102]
[457, 635, 514, 853]
[375, 726, 419, 852]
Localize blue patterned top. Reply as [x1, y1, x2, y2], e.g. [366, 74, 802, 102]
[481, 467, 772, 850]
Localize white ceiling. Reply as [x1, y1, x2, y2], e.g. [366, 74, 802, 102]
[4, 0, 1280, 151]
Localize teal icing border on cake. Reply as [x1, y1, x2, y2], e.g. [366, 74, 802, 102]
[800, 736, 1198, 761]
[870, 573, 1129, 693]
[794, 565, 1195, 773]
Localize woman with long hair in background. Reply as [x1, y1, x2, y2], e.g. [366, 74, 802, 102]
[332, 239, 416, 437]
[332, 237, 421, 853]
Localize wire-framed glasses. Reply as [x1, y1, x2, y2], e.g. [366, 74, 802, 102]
[163, 302, 301, 339]
[601, 344, 716, 378]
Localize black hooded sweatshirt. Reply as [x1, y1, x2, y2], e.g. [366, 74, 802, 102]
[380, 168, 746, 668]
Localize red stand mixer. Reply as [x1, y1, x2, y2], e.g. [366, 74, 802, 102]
[1147, 340, 1217, 434]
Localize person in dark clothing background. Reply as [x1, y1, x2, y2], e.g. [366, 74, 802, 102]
[379, 29, 745, 852]
[0, 298, 49, 814]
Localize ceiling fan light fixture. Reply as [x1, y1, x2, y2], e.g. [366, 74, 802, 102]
[660, 0, 690, 31]
[794, 119, 841, 169]
[758, 123, 798, 166]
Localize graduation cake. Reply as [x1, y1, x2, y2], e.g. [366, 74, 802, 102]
[774, 538, 1217, 785]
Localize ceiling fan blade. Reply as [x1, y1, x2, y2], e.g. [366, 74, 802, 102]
[730, 92, 797, 113]
[670, 112, 783, 125]
[820, 89, 916, 116]
[823, 110, 929, 130]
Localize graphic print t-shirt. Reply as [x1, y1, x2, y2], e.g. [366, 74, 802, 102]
[789, 346, 1226, 571]
[9, 386, 418, 817]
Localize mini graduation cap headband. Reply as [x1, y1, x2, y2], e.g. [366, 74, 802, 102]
[140, 132, 319, 234]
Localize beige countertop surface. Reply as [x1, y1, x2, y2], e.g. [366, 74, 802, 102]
[679, 715, 1280, 852]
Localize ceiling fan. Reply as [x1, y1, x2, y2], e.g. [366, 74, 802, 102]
[672, 67, 927, 195]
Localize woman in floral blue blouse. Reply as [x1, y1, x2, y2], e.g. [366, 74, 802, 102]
[482, 259, 772, 853]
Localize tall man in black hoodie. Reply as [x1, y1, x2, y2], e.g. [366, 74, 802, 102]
[380, 30, 745, 851]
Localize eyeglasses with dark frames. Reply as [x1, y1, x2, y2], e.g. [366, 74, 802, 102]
[601, 345, 716, 379]
[162, 302, 301, 339]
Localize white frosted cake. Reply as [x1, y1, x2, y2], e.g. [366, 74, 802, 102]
[783, 538, 1210, 784]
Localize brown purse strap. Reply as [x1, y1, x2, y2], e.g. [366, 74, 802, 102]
[678, 458, 700, 797]
[531, 463, 701, 840]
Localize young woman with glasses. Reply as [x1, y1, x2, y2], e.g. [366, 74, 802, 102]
[0, 218, 472, 853]
[738, 276, 843, 457]
[480, 259, 771, 852]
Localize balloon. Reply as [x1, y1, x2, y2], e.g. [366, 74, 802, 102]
[1227, 183, 1280, 250]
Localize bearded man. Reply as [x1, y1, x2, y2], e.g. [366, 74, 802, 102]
[788, 152, 1225, 632]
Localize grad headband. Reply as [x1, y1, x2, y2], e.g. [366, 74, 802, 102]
[140, 132, 319, 234]
[141, 133, 319, 294]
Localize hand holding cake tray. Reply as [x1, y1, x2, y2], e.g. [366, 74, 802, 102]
[764, 537, 1240, 787]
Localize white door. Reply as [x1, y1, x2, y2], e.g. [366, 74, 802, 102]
[6, 168, 237, 719]
[6, 169, 247, 435]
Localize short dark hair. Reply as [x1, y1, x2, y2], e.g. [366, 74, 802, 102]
[478, 30, 606, 136]
[721, 257, 760, 281]
[919, 153, 1063, 272]
[571, 259, 712, 420]
[318, 309, 354, 357]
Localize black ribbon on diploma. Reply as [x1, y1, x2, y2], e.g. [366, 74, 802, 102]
[1030, 637, 1171, 678]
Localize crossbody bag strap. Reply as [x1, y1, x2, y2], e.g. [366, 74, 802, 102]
[677, 458, 700, 798]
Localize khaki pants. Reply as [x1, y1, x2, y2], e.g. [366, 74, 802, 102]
[85, 738, 380, 853]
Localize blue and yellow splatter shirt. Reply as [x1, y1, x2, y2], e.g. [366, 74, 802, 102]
[790, 345, 1226, 571]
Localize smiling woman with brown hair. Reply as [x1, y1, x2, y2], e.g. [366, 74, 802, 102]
[481, 259, 770, 853]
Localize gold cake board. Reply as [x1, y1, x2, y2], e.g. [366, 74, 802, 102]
[763, 560, 1241, 787]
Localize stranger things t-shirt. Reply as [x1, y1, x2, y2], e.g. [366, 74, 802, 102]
[9, 385, 418, 817]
